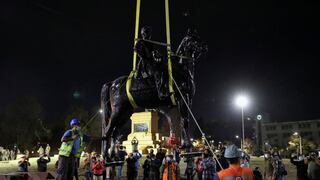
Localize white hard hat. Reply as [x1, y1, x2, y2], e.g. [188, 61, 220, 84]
[224, 144, 241, 158]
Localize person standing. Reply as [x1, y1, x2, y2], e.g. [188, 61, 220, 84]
[290, 153, 309, 180]
[253, 167, 263, 180]
[200, 150, 217, 180]
[45, 144, 51, 156]
[24, 149, 29, 159]
[10, 150, 15, 160]
[240, 152, 250, 168]
[13, 144, 18, 160]
[160, 154, 180, 180]
[272, 152, 287, 180]
[116, 145, 127, 180]
[133, 150, 142, 179]
[218, 144, 254, 180]
[307, 152, 320, 180]
[126, 153, 137, 180]
[143, 155, 151, 180]
[173, 147, 181, 164]
[157, 148, 166, 163]
[56, 118, 90, 180]
[264, 151, 274, 180]
[92, 156, 104, 180]
[37, 154, 51, 172]
[18, 155, 30, 172]
[195, 156, 203, 180]
[83, 155, 92, 180]
[216, 147, 229, 172]
[149, 153, 161, 180]
[38, 145, 44, 157]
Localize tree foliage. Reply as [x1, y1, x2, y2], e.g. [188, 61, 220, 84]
[243, 138, 255, 154]
[1, 96, 49, 150]
[288, 135, 317, 154]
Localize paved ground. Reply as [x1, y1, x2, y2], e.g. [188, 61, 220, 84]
[0, 155, 296, 179]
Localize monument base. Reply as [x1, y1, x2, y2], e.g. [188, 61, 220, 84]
[122, 111, 162, 154]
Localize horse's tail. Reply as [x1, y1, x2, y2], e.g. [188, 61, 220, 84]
[101, 82, 112, 125]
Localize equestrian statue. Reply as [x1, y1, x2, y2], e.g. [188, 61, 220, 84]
[100, 26, 207, 158]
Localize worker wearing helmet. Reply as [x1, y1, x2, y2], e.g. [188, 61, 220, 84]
[56, 118, 90, 180]
[218, 144, 254, 180]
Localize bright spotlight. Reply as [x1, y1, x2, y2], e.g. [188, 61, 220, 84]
[235, 95, 249, 108]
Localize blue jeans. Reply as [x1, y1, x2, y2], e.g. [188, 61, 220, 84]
[85, 171, 92, 180]
[277, 175, 285, 180]
[117, 166, 123, 180]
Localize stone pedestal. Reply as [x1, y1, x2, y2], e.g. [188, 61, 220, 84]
[122, 111, 161, 154]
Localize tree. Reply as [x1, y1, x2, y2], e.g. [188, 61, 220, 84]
[2, 96, 48, 150]
[243, 138, 255, 154]
[288, 135, 317, 154]
[62, 105, 103, 151]
[64, 105, 89, 129]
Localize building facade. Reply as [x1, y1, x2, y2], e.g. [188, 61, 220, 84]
[261, 119, 320, 148]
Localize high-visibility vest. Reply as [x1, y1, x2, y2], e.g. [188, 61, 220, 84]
[58, 140, 74, 157]
[58, 130, 84, 157]
[163, 162, 177, 180]
[218, 164, 254, 180]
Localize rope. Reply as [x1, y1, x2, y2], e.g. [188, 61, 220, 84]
[171, 77, 224, 170]
[81, 111, 100, 132]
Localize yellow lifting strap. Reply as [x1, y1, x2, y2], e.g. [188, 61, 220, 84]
[165, 0, 176, 105]
[126, 0, 141, 108]
[126, 0, 176, 108]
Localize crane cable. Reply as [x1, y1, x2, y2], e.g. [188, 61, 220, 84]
[171, 77, 224, 170]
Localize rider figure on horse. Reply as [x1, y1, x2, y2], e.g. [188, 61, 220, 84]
[176, 28, 202, 61]
[134, 26, 169, 100]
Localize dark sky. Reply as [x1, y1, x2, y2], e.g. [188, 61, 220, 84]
[1, 0, 319, 139]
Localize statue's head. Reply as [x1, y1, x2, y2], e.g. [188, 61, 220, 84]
[186, 28, 199, 38]
[141, 26, 152, 40]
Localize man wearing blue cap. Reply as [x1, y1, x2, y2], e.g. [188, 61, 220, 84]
[56, 118, 89, 180]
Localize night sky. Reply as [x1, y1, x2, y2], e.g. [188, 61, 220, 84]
[1, 0, 319, 139]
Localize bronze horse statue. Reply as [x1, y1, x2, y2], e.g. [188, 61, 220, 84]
[100, 30, 207, 157]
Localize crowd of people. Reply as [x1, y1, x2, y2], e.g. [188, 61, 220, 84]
[4, 117, 320, 180]
[0, 145, 19, 161]
[290, 151, 320, 180]
[16, 144, 52, 173]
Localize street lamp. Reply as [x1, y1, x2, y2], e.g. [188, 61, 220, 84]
[235, 95, 249, 150]
[293, 132, 302, 154]
[235, 135, 242, 149]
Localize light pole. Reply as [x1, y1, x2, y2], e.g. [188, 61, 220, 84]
[293, 132, 302, 154]
[235, 135, 242, 149]
[235, 95, 249, 150]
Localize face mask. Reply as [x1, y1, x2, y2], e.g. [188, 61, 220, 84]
[298, 156, 304, 161]
[76, 127, 81, 132]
